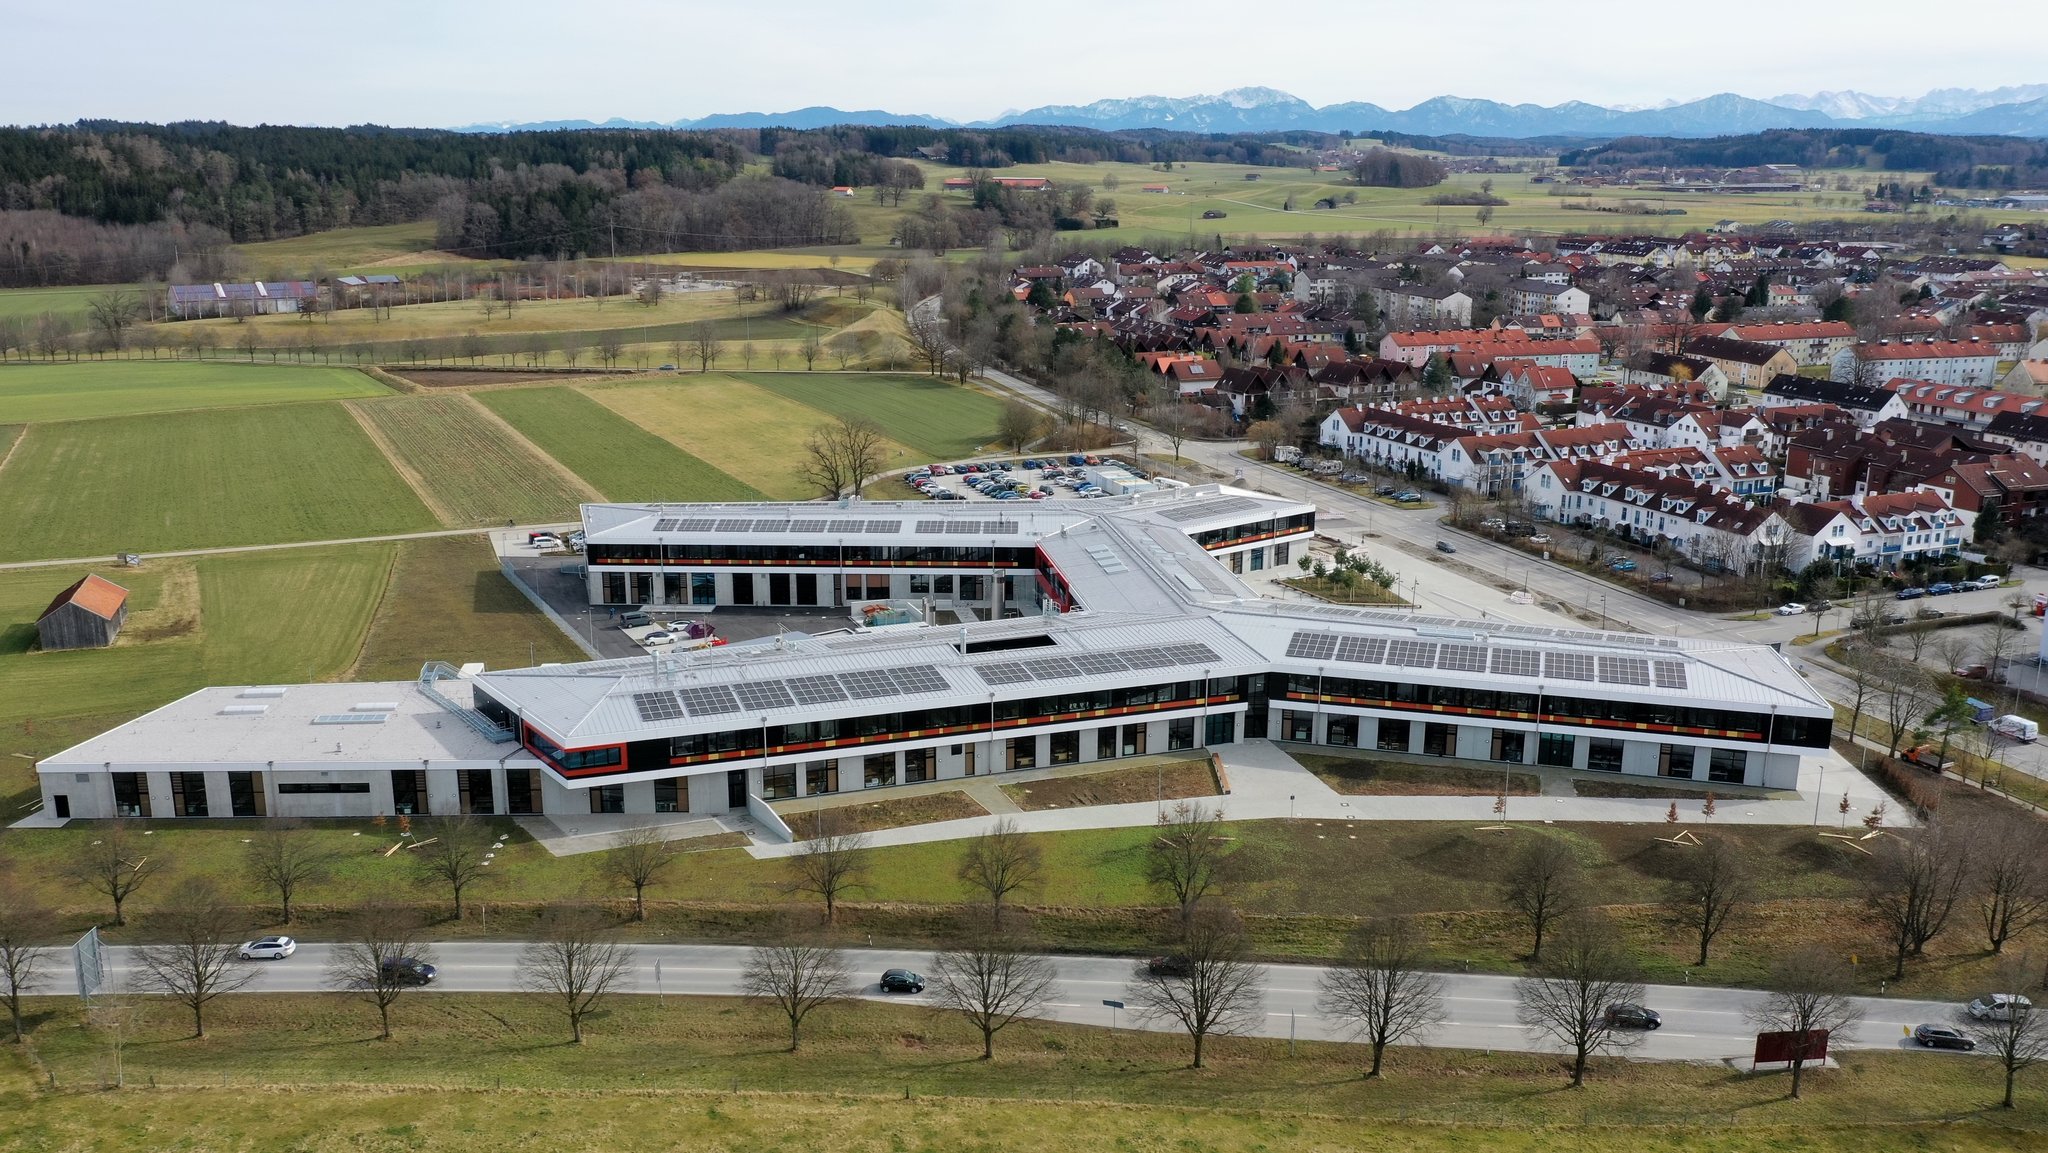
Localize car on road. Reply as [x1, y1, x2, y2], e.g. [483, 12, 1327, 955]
[1146, 955, 1192, 978]
[238, 935, 297, 961]
[1969, 993, 2033, 1021]
[1897, 587, 1926, 600]
[1929, 581, 1957, 596]
[1435, 540, 1457, 554]
[380, 957, 437, 985]
[1776, 603, 1807, 616]
[879, 968, 925, 994]
[1913, 1024, 1976, 1050]
[1604, 1003, 1662, 1029]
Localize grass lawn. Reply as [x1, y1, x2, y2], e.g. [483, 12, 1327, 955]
[782, 791, 989, 839]
[474, 386, 764, 503]
[348, 534, 588, 680]
[0, 282, 143, 324]
[1281, 575, 1405, 605]
[0, 360, 389, 424]
[1002, 758, 1219, 810]
[1295, 753, 1541, 796]
[583, 375, 927, 500]
[347, 393, 594, 525]
[737, 372, 1002, 461]
[0, 404, 438, 560]
[10, 994, 2047, 1148]
[232, 220, 448, 270]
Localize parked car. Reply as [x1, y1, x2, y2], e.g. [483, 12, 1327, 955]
[1650, 571, 1673, 583]
[1896, 587, 1927, 600]
[1527, 533, 1551, 544]
[1808, 599, 1831, 612]
[380, 957, 437, 986]
[528, 533, 564, 550]
[1435, 540, 1457, 554]
[879, 968, 925, 994]
[1776, 603, 1807, 616]
[238, 935, 297, 961]
[1374, 485, 1397, 496]
[1975, 574, 2004, 590]
[1393, 491, 1421, 502]
[1913, 1024, 1976, 1050]
[1929, 582, 1957, 596]
[642, 630, 677, 646]
[1610, 559, 1638, 572]
[1146, 955, 1192, 978]
[1604, 1003, 1662, 1029]
[1969, 993, 2034, 1021]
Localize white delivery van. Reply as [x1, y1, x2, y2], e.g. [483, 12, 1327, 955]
[1992, 715, 2040, 743]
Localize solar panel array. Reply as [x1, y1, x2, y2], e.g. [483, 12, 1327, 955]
[1653, 660, 1690, 690]
[628, 663, 954, 724]
[632, 691, 686, 722]
[1386, 639, 1439, 668]
[1282, 629, 1689, 690]
[1151, 495, 1265, 523]
[1491, 649, 1542, 677]
[914, 520, 1024, 535]
[1543, 652, 1597, 681]
[653, 517, 716, 532]
[971, 643, 1221, 688]
[1597, 656, 1652, 687]
[648, 516, 914, 535]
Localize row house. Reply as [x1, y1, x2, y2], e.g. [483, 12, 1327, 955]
[1605, 445, 1775, 500]
[1717, 320, 1855, 367]
[1759, 375, 1908, 431]
[1963, 322, 2032, 362]
[1620, 353, 1730, 401]
[1681, 335, 1799, 393]
[1312, 359, 1420, 407]
[1835, 339, 2000, 387]
[1379, 330, 1599, 376]
[1754, 403, 1851, 459]
[1782, 490, 1968, 572]
[1925, 453, 2048, 533]
[1505, 279, 1591, 316]
[1888, 379, 2046, 432]
[1491, 359, 1579, 408]
[1528, 460, 1791, 575]
[1382, 394, 1528, 435]
[1580, 396, 1722, 452]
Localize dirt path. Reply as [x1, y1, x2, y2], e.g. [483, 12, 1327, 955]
[0, 423, 27, 480]
[342, 399, 461, 526]
[0, 526, 522, 572]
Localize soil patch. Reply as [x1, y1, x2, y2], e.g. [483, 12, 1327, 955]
[1296, 753, 1540, 796]
[784, 790, 989, 838]
[1571, 778, 1726, 800]
[1002, 759, 1219, 810]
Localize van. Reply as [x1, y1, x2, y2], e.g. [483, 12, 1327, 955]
[618, 611, 653, 629]
[1992, 715, 2039, 743]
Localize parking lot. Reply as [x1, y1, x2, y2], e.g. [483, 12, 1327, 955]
[904, 454, 1158, 502]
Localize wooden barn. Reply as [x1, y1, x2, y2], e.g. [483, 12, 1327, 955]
[36, 574, 129, 651]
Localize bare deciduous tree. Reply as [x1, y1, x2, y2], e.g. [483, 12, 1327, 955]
[0, 896, 54, 1042]
[326, 904, 436, 1040]
[799, 331, 824, 371]
[86, 290, 140, 350]
[685, 320, 724, 373]
[601, 825, 681, 922]
[1667, 837, 1753, 967]
[1866, 817, 1971, 978]
[788, 812, 870, 923]
[930, 928, 1059, 1059]
[1128, 902, 1266, 1069]
[1746, 946, 1865, 1099]
[1151, 400, 1197, 462]
[796, 415, 888, 500]
[906, 306, 951, 376]
[243, 819, 331, 925]
[1514, 913, 1646, 1087]
[1502, 836, 1583, 960]
[519, 909, 637, 1044]
[131, 880, 255, 1039]
[410, 816, 495, 920]
[1971, 813, 2048, 954]
[741, 936, 853, 1051]
[1958, 954, 2048, 1109]
[65, 819, 160, 926]
[1145, 801, 1229, 922]
[996, 399, 1041, 452]
[1317, 918, 1447, 1078]
[956, 818, 1043, 926]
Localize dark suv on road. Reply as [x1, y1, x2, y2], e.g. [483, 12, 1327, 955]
[1604, 1003, 1661, 1029]
[380, 957, 437, 986]
[879, 968, 925, 993]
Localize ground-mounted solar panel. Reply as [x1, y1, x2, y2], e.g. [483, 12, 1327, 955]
[1437, 644, 1489, 673]
[1491, 649, 1542, 677]
[733, 681, 796, 711]
[632, 691, 685, 723]
[1597, 656, 1652, 687]
[838, 670, 900, 700]
[973, 663, 1033, 687]
[890, 666, 949, 694]
[1386, 639, 1439, 667]
[1543, 651, 1597, 681]
[1335, 636, 1388, 665]
[1285, 631, 1339, 661]
[1020, 656, 1081, 680]
[865, 520, 902, 534]
[1653, 661, 1689, 690]
[678, 686, 741, 716]
[1066, 652, 1130, 676]
[788, 519, 830, 532]
[786, 675, 850, 705]
[752, 520, 790, 533]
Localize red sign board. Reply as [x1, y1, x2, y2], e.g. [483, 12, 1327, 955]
[1753, 1028, 1829, 1066]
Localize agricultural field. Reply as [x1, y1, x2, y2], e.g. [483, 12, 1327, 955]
[348, 534, 590, 680]
[347, 393, 595, 525]
[737, 372, 1003, 461]
[0, 404, 438, 561]
[0, 360, 389, 424]
[232, 220, 456, 273]
[0, 282, 145, 325]
[583, 375, 927, 500]
[476, 386, 764, 503]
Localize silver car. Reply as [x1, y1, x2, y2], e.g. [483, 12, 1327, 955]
[239, 935, 297, 961]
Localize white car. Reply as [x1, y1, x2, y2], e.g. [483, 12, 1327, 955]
[1975, 575, 2003, 590]
[1969, 993, 2034, 1021]
[529, 534, 564, 550]
[1775, 603, 1806, 616]
[642, 630, 677, 647]
[239, 935, 297, 961]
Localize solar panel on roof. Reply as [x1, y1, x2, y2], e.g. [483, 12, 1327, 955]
[974, 663, 1033, 686]
[752, 520, 789, 532]
[1286, 631, 1338, 660]
[787, 675, 849, 705]
[1164, 643, 1220, 663]
[734, 682, 796, 711]
[675, 518, 716, 532]
[944, 521, 978, 534]
[678, 686, 741, 716]
[633, 691, 685, 722]
[1491, 649, 1542, 677]
[1437, 644, 1488, 673]
[1386, 639, 1438, 667]
[838, 670, 900, 700]
[989, 520, 1020, 534]
[1066, 652, 1130, 675]
[1153, 495, 1263, 523]
[1544, 651, 1596, 681]
[789, 519, 829, 532]
[865, 520, 901, 533]
[1336, 636, 1388, 665]
[1653, 660, 1689, 690]
[653, 519, 680, 532]
[1119, 647, 1180, 670]
[890, 666, 950, 694]
[312, 713, 387, 725]
[1020, 656, 1081, 680]
[1597, 656, 1652, 686]
[916, 520, 946, 534]
[714, 519, 751, 532]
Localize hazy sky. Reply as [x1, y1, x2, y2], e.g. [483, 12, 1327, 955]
[9, 0, 2043, 127]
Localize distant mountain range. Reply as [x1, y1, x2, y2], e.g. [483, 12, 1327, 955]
[450, 84, 2048, 139]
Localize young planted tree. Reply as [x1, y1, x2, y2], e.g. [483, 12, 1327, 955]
[410, 816, 495, 920]
[1667, 837, 1753, 967]
[326, 904, 436, 1040]
[956, 818, 1043, 927]
[1316, 918, 1447, 1078]
[600, 825, 681, 922]
[1513, 913, 1647, 1087]
[64, 820, 160, 926]
[130, 880, 256, 1039]
[1746, 947, 1865, 1099]
[1957, 955, 2048, 1109]
[1128, 902, 1266, 1069]
[0, 896, 54, 1042]
[930, 927, 1059, 1059]
[1145, 801, 1229, 923]
[740, 936, 853, 1051]
[1866, 816, 1972, 979]
[1502, 835, 1583, 961]
[518, 910, 638, 1044]
[787, 813, 870, 923]
[243, 819, 332, 925]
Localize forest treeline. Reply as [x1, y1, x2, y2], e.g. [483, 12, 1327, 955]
[1560, 128, 2048, 186]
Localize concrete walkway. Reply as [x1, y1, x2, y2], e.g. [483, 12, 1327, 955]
[514, 812, 747, 856]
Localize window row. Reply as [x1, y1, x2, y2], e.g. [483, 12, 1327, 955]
[589, 544, 1041, 567]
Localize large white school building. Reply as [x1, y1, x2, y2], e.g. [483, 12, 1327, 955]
[35, 485, 1831, 824]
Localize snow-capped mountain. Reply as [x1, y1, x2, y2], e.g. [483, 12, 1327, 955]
[1769, 84, 2048, 123]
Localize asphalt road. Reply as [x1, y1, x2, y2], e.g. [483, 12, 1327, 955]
[57, 942, 1970, 1062]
